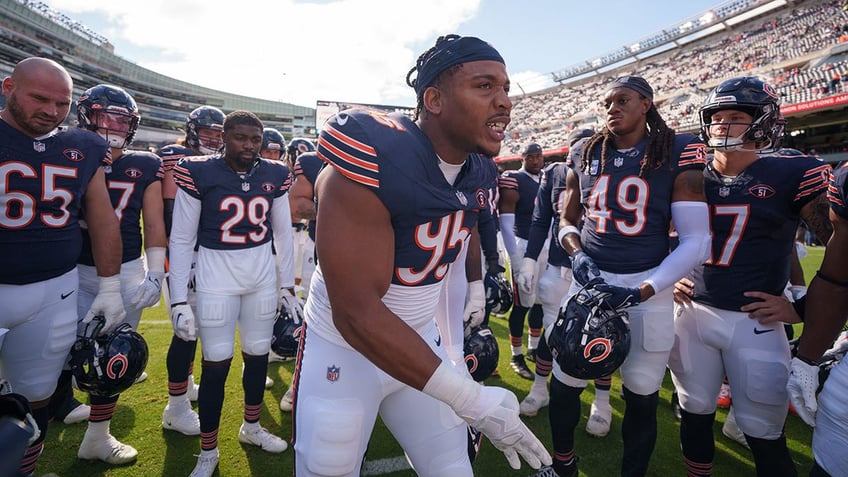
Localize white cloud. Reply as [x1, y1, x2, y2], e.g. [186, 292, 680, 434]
[46, 0, 481, 108]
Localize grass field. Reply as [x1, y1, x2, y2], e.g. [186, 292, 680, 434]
[37, 247, 825, 476]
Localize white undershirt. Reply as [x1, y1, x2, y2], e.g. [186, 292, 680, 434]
[438, 157, 465, 185]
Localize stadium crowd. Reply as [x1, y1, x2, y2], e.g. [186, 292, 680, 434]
[3, 2, 848, 477]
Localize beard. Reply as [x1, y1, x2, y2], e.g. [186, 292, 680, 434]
[6, 93, 63, 137]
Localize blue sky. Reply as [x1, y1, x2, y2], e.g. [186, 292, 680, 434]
[44, 0, 720, 108]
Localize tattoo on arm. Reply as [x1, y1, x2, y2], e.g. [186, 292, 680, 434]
[802, 193, 833, 245]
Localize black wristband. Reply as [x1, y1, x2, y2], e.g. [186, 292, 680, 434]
[815, 270, 848, 288]
[170, 301, 187, 308]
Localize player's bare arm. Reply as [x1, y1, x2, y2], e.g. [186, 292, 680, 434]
[465, 226, 483, 282]
[670, 168, 707, 202]
[315, 166, 441, 390]
[800, 192, 833, 246]
[288, 174, 316, 221]
[558, 167, 584, 255]
[141, 181, 167, 250]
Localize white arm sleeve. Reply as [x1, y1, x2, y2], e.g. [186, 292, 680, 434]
[169, 189, 201, 304]
[271, 194, 295, 289]
[644, 201, 711, 294]
[498, 213, 518, 256]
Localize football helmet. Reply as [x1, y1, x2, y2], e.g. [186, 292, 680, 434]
[261, 128, 287, 160]
[287, 137, 316, 161]
[186, 106, 225, 154]
[699, 76, 784, 153]
[69, 319, 148, 397]
[464, 326, 499, 382]
[77, 84, 140, 149]
[548, 279, 631, 380]
[484, 271, 513, 314]
[270, 303, 304, 359]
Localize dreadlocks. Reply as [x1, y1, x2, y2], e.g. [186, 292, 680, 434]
[406, 34, 461, 121]
[580, 103, 677, 179]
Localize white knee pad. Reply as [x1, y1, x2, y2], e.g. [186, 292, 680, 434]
[239, 288, 278, 356]
[197, 296, 238, 362]
[732, 358, 790, 439]
[300, 398, 365, 476]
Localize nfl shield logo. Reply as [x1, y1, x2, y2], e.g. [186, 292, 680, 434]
[719, 186, 730, 198]
[614, 157, 624, 168]
[456, 191, 467, 206]
[589, 160, 599, 175]
[104, 166, 112, 174]
[327, 365, 340, 382]
[33, 141, 45, 152]
[242, 182, 250, 192]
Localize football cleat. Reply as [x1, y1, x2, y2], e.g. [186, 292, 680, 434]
[187, 374, 199, 402]
[265, 375, 274, 389]
[162, 404, 200, 436]
[510, 354, 534, 380]
[238, 423, 288, 453]
[526, 347, 537, 363]
[189, 449, 219, 477]
[671, 391, 682, 422]
[63, 403, 91, 425]
[585, 402, 612, 437]
[134, 371, 148, 384]
[279, 386, 294, 412]
[78, 433, 138, 464]
[519, 388, 550, 417]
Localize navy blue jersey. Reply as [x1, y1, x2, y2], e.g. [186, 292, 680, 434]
[293, 151, 323, 242]
[78, 150, 164, 266]
[317, 109, 497, 287]
[527, 162, 571, 268]
[479, 159, 500, 262]
[158, 144, 195, 175]
[173, 155, 292, 250]
[0, 122, 110, 284]
[498, 169, 540, 240]
[693, 155, 830, 310]
[575, 133, 707, 273]
[828, 161, 848, 220]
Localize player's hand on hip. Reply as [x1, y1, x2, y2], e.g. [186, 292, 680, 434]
[516, 257, 536, 295]
[594, 282, 641, 308]
[170, 303, 196, 341]
[463, 280, 486, 331]
[279, 288, 304, 321]
[672, 278, 695, 305]
[131, 270, 165, 310]
[741, 291, 801, 324]
[787, 357, 819, 427]
[83, 275, 126, 334]
[457, 386, 551, 470]
[570, 250, 600, 286]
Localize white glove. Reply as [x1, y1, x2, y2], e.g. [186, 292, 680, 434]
[279, 288, 304, 322]
[463, 280, 485, 331]
[423, 362, 551, 470]
[131, 270, 165, 309]
[170, 303, 196, 341]
[516, 257, 536, 295]
[131, 246, 166, 309]
[787, 357, 819, 427]
[82, 275, 126, 335]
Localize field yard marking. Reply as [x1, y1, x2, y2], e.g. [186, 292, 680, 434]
[360, 456, 411, 475]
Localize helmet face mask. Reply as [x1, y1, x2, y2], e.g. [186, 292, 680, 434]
[271, 304, 304, 359]
[69, 319, 148, 397]
[77, 85, 140, 149]
[484, 271, 513, 314]
[548, 279, 631, 380]
[186, 106, 225, 154]
[699, 76, 784, 153]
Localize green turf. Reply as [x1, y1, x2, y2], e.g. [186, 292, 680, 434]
[36, 247, 825, 476]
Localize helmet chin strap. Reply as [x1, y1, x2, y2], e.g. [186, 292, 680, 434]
[98, 130, 128, 149]
[198, 145, 218, 155]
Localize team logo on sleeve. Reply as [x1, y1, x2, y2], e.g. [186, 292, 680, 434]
[475, 189, 488, 209]
[326, 365, 340, 382]
[261, 182, 276, 192]
[749, 184, 776, 199]
[64, 148, 85, 162]
[125, 168, 143, 179]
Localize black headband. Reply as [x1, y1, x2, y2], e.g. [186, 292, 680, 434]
[413, 36, 504, 99]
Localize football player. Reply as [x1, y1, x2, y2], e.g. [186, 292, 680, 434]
[789, 160, 848, 477]
[52, 84, 166, 464]
[169, 111, 297, 477]
[553, 76, 711, 477]
[0, 57, 124, 476]
[498, 143, 545, 380]
[292, 35, 550, 476]
[669, 76, 831, 477]
[159, 105, 225, 437]
[259, 127, 286, 162]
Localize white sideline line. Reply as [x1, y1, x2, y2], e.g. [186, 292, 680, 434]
[360, 456, 411, 475]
